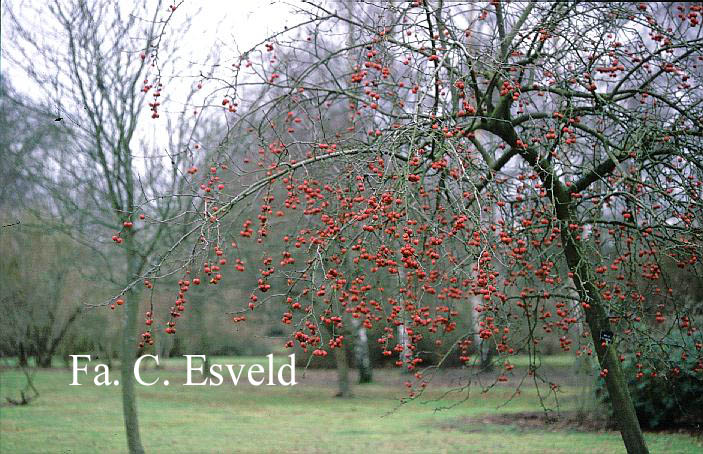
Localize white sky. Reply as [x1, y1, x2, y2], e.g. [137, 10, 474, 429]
[1, 0, 300, 162]
[1, 0, 296, 117]
[1, 0, 296, 80]
[173, 0, 296, 68]
[144, 0, 298, 140]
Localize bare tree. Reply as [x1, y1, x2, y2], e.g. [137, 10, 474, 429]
[3, 2, 197, 452]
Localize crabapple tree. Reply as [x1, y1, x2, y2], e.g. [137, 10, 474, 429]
[98, 2, 703, 453]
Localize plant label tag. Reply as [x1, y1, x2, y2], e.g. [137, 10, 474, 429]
[600, 330, 614, 345]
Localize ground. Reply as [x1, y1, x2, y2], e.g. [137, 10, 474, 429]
[0, 355, 700, 453]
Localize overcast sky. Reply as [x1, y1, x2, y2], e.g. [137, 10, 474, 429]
[0, 0, 300, 157]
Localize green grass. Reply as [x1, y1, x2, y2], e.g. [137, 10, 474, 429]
[506, 353, 576, 368]
[1, 356, 700, 453]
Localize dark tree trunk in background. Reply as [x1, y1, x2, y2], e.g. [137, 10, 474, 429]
[192, 288, 211, 375]
[36, 353, 52, 368]
[478, 342, 495, 372]
[36, 305, 81, 368]
[334, 344, 352, 397]
[17, 342, 28, 368]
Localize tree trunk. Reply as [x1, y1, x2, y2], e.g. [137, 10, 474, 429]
[325, 321, 352, 397]
[192, 288, 211, 376]
[17, 342, 28, 368]
[561, 229, 649, 453]
[334, 344, 352, 397]
[351, 318, 372, 384]
[470, 294, 494, 371]
[496, 120, 649, 454]
[397, 323, 412, 371]
[121, 243, 145, 454]
[397, 268, 413, 372]
[36, 353, 52, 368]
[155, 332, 171, 369]
[97, 340, 113, 368]
[37, 306, 82, 369]
[479, 343, 495, 372]
[35, 323, 53, 368]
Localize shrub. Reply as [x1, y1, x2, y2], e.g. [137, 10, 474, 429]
[596, 332, 703, 429]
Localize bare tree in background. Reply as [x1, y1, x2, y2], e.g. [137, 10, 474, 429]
[0, 78, 63, 215]
[3, 2, 198, 452]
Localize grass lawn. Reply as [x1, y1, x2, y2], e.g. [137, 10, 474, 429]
[1, 356, 700, 453]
